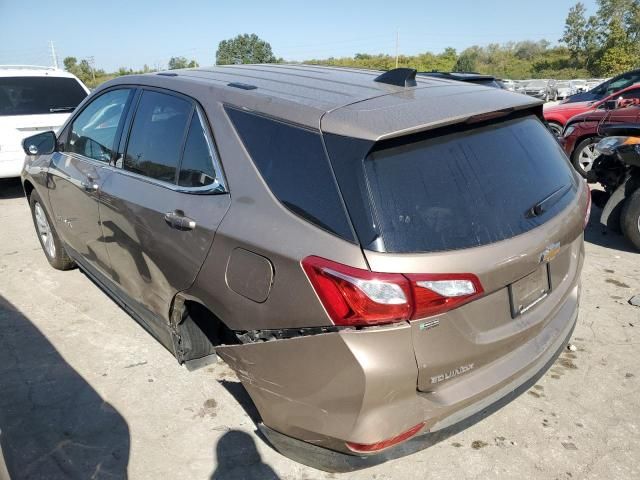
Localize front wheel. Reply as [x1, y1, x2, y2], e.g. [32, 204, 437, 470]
[29, 190, 75, 270]
[621, 189, 640, 251]
[571, 137, 599, 179]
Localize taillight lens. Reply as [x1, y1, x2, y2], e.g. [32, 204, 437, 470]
[302, 256, 412, 326]
[406, 273, 484, 320]
[302, 256, 484, 326]
[345, 422, 425, 454]
[584, 183, 592, 229]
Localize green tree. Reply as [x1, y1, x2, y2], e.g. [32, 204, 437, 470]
[561, 2, 592, 65]
[168, 56, 199, 69]
[454, 49, 478, 72]
[216, 34, 276, 65]
[598, 18, 636, 74]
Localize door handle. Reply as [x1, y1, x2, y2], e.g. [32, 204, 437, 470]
[164, 211, 197, 231]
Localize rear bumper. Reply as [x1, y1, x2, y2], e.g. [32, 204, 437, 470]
[258, 301, 578, 472]
[219, 275, 580, 472]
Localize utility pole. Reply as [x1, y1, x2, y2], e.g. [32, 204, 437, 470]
[395, 30, 399, 68]
[49, 40, 58, 69]
[88, 56, 96, 81]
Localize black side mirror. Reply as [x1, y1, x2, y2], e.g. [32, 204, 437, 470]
[604, 99, 618, 110]
[22, 131, 57, 156]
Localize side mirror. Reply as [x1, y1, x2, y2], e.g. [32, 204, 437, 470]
[22, 131, 56, 156]
[603, 99, 618, 110]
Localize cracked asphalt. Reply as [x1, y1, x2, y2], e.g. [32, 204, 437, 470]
[1, 177, 639, 479]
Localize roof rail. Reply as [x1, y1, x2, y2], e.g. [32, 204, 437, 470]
[374, 68, 417, 87]
[0, 65, 57, 71]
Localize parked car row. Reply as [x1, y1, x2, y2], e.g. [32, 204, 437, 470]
[501, 69, 640, 105]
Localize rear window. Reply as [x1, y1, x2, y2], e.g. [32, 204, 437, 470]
[0, 76, 87, 116]
[325, 115, 578, 253]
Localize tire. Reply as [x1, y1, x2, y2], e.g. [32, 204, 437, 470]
[548, 121, 563, 137]
[29, 190, 75, 270]
[571, 137, 599, 179]
[620, 189, 640, 251]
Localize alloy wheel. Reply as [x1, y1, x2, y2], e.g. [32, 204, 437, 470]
[34, 202, 56, 258]
[578, 143, 597, 173]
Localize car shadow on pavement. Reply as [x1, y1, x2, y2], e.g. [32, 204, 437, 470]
[0, 294, 130, 479]
[210, 430, 280, 480]
[584, 204, 638, 253]
[0, 178, 24, 200]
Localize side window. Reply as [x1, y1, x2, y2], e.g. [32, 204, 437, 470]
[124, 90, 192, 183]
[225, 106, 355, 242]
[620, 89, 640, 100]
[68, 89, 131, 162]
[178, 112, 218, 188]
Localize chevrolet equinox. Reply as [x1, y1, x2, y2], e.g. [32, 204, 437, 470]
[20, 65, 589, 472]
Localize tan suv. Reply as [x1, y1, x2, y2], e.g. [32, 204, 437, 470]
[20, 65, 590, 471]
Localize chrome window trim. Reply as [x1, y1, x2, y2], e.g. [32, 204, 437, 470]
[67, 151, 227, 195]
[114, 88, 227, 195]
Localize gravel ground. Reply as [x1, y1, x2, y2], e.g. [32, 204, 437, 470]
[0, 177, 638, 480]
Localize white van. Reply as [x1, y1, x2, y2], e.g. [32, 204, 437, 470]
[0, 66, 89, 178]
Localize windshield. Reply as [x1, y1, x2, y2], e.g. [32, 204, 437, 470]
[325, 115, 578, 253]
[557, 81, 570, 88]
[526, 80, 546, 88]
[0, 76, 87, 116]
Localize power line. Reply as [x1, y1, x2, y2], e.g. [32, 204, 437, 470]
[49, 40, 58, 69]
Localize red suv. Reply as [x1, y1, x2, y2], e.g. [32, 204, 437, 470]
[545, 83, 640, 136]
[561, 102, 640, 177]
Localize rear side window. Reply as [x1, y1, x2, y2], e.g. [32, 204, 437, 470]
[124, 90, 192, 183]
[178, 112, 217, 188]
[362, 116, 577, 253]
[0, 76, 87, 116]
[226, 106, 355, 242]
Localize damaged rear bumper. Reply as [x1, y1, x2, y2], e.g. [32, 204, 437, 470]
[259, 307, 576, 472]
[217, 286, 579, 473]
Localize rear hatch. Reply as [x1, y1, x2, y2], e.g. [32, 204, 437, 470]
[322, 93, 586, 394]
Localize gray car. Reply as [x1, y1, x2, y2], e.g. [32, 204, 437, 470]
[523, 79, 558, 101]
[20, 65, 588, 472]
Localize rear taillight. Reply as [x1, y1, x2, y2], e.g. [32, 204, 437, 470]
[406, 273, 484, 320]
[302, 256, 484, 326]
[584, 183, 592, 229]
[345, 422, 425, 454]
[301, 256, 412, 326]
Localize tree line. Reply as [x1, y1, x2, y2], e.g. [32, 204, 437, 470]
[308, 0, 640, 79]
[63, 0, 640, 89]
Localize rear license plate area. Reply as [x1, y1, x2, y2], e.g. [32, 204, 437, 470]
[509, 264, 550, 318]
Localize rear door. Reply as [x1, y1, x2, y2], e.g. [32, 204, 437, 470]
[47, 88, 133, 274]
[324, 115, 586, 393]
[98, 88, 230, 327]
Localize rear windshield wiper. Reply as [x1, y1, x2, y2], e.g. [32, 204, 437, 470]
[526, 184, 572, 218]
[49, 106, 75, 113]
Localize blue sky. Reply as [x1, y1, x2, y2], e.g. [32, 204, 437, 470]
[0, 0, 598, 71]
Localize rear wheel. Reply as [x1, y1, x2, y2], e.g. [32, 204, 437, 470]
[571, 137, 599, 179]
[621, 190, 640, 251]
[29, 190, 75, 270]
